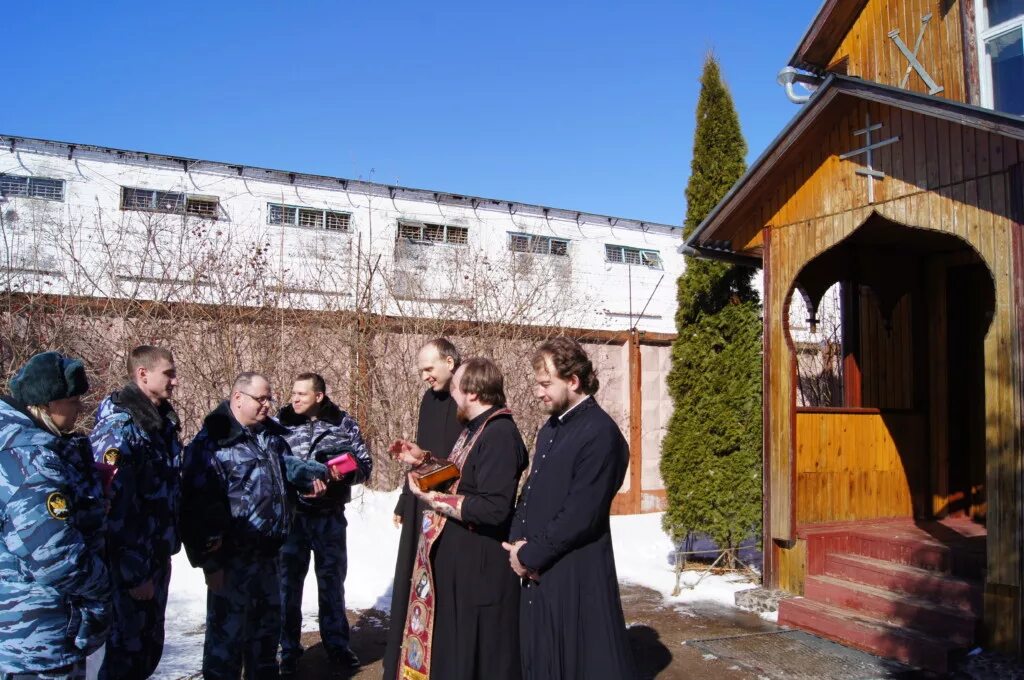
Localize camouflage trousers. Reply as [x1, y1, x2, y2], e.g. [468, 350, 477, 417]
[279, 509, 350, 661]
[203, 554, 282, 680]
[1, 662, 85, 679]
[98, 559, 171, 680]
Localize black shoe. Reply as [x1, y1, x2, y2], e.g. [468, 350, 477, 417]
[328, 646, 361, 672]
[280, 654, 301, 676]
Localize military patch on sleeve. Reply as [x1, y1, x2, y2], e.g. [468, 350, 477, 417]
[103, 447, 120, 466]
[46, 492, 70, 520]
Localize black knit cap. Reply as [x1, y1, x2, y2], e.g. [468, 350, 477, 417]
[9, 351, 89, 405]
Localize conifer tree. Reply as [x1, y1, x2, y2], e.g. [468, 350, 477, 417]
[660, 54, 762, 563]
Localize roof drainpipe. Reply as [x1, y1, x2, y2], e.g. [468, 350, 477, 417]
[777, 66, 824, 104]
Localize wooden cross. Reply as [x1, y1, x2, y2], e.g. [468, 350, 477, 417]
[838, 113, 900, 204]
[889, 13, 944, 95]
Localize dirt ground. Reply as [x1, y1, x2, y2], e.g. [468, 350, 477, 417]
[284, 583, 1016, 679]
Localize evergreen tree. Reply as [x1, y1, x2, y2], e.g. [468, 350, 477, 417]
[660, 54, 763, 563]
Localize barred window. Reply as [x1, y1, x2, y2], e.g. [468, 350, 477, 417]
[186, 196, 219, 219]
[508, 232, 569, 256]
[605, 244, 662, 268]
[122, 187, 218, 218]
[0, 174, 65, 201]
[397, 221, 469, 246]
[269, 204, 297, 225]
[324, 211, 350, 231]
[268, 203, 350, 233]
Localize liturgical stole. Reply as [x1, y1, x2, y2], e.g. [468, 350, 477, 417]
[398, 407, 511, 680]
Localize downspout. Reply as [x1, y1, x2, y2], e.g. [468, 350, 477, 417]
[777, 66, 824, 104]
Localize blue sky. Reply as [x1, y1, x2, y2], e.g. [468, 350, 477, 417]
[4, 0, 821, 226]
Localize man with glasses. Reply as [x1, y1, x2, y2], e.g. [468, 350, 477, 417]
[181, 372, 332, 680]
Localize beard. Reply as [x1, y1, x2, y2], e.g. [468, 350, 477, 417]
[543, 392, 571, 417]
[456, 405, 470, 424]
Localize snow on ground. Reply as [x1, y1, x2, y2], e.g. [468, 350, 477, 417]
[89, 489, 757, 678]
[610, 510, 758, 609]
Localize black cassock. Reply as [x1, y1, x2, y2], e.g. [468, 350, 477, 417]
[383, 389, 462, 679]
[510, 397, 637, 680]
[430, 407, 528, 679]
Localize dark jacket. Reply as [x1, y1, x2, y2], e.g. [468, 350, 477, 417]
[0, 397, 111, 673]
[276, 399, 372, 512]
[180, 401, 327, 571]
[89, 383, 182, 587]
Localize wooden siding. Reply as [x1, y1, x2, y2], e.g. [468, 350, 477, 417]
[735, 99, 1024, 253]
[795, 411, 925, 523]
[757, 108, 1023, 591]
[827, 0, 967, 103]
[858, 286, 917, 410]
[767, 189, 1020, 575]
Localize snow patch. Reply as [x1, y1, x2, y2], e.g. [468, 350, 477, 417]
[610, 511, 758, 609]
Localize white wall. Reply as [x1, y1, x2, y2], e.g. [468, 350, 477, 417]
[0, 137, 683, 334]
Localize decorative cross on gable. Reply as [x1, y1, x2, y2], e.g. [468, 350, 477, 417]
[889, 13, 944, 95]
[838, 113, 900, 204]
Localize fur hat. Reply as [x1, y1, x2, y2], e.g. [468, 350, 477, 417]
[9, 351, 89, 405]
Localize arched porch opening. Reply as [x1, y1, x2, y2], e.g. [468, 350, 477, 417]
[784, 211, 995, 527]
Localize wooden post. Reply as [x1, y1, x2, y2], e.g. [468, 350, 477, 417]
[841, 280, 862, 407]
[762, 227, 776, 588]
[627, 328, 643, 514]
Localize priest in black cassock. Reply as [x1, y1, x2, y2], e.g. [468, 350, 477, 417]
[383, 338, 463, 680]
[505, 337, 637, 680]
[390, 357, 528, 680]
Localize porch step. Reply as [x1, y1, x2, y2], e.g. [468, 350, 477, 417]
[805, 525, 986, 581]
[825, 553, 983, 614]
[804, 575, 977, 643]
[778, 598, 962, 673]
[848, 531, 985, 580]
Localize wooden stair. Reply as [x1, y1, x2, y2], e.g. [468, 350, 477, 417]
[778, 519, 985, 674]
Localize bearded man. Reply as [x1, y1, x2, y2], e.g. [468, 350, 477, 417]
[390, 357, 527, 680]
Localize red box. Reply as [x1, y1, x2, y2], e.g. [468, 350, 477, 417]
[328, 453, 358, 476]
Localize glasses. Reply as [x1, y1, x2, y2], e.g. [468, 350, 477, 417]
[240, 391, 275, 406]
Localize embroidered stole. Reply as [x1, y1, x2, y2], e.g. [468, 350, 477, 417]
[398, 407, 511, 680]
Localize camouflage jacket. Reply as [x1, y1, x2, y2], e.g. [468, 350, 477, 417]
[0, 396, 111, 673]
[89, 383, 182, 588]
[180, 401, 327, 571]
[276, 399, 372, 512]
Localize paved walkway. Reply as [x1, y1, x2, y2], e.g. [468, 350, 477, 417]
[262, 584, 1020, 679]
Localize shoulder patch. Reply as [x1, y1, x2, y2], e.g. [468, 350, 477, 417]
[46, 491, 70, 520]
[102, 447, 120, 466]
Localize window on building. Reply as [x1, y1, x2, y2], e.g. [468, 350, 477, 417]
[604, 244, 663, 268]
[978, 0, 1024, 115]
[0, 174, 65, 201]
[267, 203, 351, 232]
[397, 221, 468, 245]
[508, 232, 569, 256]
[122, 187, 220, 219]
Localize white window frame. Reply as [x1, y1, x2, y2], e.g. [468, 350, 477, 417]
[121, 187, 221, 219]
[0, 174, 65, 201]
[976, 0, 1024, 111]
[267, 203, 351, 233]
[507, 232, 569, 256]
[396, 221, 469, 246]
[604, 244, 663, 269]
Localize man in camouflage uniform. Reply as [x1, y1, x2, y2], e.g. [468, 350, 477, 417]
[89, 345, 181, 680]
[276, 373, 372, 675]
[0, 352, 110, 680]
[180, 372, 331, 680]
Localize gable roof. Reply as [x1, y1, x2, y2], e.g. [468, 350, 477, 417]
[684, 75, 1024, 261]
[789, 0, 869, 72]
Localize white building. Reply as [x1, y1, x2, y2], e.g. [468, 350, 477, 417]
[0, 135, 682, 335]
